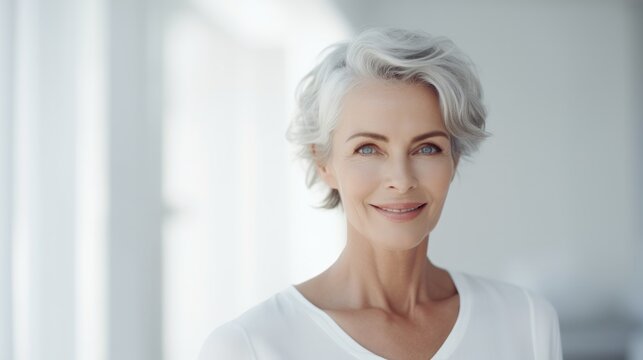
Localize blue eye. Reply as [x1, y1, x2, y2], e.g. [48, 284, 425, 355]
[356, 144, 377, 155]
[418, 144, 441, 155]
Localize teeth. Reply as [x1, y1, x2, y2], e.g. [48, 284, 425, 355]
[380, 205, 422, 213]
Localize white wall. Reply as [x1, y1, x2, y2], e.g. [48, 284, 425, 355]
[10, 0, 79, 358]
[107, 0, 164, 358]
[0, 0, 15, 358]
[329, 0, 642, 357]
[3, 0, 165, 358]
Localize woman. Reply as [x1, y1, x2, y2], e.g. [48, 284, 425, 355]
[199, 27, 563, 360]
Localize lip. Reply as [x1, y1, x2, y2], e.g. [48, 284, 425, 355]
[372, 202, 426, 210]
[370, 203, 427, 222]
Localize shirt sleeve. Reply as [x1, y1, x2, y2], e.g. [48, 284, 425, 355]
[524, 289, 563, 360]
[197, 322, 257, 360]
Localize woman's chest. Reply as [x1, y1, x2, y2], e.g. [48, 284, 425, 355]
[325, 297, 460, 360]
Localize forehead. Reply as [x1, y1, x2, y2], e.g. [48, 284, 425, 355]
[337, 79, 445, 134]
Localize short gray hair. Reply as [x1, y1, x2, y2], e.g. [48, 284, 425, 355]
[286, 27, 490, 209]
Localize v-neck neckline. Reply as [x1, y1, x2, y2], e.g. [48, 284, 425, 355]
[285, 269, 471, 360]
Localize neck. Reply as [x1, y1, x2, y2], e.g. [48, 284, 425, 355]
[325, 222, 449, 317]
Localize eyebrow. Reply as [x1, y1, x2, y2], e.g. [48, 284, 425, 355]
[345, 130, 450, 143]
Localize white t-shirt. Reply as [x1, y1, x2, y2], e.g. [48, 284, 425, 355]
[198, 270, 563, 359]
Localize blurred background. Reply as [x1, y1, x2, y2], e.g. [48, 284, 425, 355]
[1, 0, 642, 359]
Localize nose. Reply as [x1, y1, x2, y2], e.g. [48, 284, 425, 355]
[384, 156, 418, 193]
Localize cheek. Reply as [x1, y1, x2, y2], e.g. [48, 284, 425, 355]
[415, 160, 453, 197]
[335, 161, 379, 200]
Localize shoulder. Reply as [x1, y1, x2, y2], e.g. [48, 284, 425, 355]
[197, 321, 256, 360]
[455, 271, 563, 359]
[457, 271, 554, 314]
[521, 287, 563, 359]
[197, 288, 298, 360]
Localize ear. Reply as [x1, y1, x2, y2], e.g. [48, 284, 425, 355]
[317, 162, 339, 189]
[311, 145, 339, 189]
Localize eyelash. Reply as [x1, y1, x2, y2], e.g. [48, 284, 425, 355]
[354, 143, 443, 156]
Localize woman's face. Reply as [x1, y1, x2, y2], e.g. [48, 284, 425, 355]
[317, 79, 456, 250]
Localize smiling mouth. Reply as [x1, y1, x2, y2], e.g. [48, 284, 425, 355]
[372, 204, 426, 213]
[369, 203, 427, 222]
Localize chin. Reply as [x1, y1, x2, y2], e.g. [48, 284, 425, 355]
[369, 231, 427, 251]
